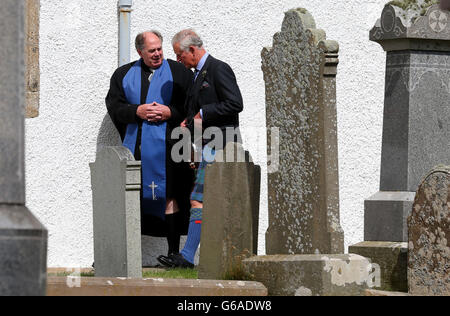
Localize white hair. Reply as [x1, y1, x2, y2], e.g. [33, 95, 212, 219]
[172, 29, 204, 51]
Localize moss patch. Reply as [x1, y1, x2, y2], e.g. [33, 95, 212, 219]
[388, 0, 438, 15]
[142, 268, 198, 279]
[48, 268, 199, 279]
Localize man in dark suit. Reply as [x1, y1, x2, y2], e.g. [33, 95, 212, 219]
[158, 29, 244, 268]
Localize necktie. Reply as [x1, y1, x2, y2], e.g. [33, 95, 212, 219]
[193, 69, 200, 82]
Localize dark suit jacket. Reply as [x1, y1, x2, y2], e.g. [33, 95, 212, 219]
[185, 55, 243, 148]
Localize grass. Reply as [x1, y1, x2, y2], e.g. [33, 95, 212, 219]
[143, 268, 198, 279]
[48, 268, 198, 280]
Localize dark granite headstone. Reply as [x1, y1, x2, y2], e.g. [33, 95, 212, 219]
[365, 3, 450, 242]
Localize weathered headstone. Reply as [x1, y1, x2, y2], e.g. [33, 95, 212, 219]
[0, 0, 48, 296]
[199, 143, 261, 280]
[243, 254, 377, 296]
[408, 165, 449, 296]
[365, 3, 450, 242]
[349, 241, 408, 292]
[90, 146, 142, 278]
[264, 8, 344, 255]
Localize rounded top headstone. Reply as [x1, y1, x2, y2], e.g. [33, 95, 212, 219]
[408, 164, 450, 296]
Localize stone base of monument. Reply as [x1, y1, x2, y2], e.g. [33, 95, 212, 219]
[0, 205, 48, 296]
[364, 192, 415, 242]
[364, 289, 411, 296]
[243, 254, 377, 296]
[349, 242, 408, 292]
[46, 277, 268, 296]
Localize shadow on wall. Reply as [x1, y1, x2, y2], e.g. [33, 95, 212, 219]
[96, 113, 122, 155]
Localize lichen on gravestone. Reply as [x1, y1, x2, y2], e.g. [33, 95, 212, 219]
[408, 165, 450, 296]
[387, 0, 439, 25]
[264, 8, 344, 255]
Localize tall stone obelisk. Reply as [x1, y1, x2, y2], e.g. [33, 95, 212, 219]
[0, 0, 48, 296]
[364, 3, 450, 242]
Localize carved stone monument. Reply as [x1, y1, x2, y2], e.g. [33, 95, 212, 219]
[199, 143, 261, 280]
[264, 8, 344, 255]
[241, 8, 376, 297]
[90, 147, 142, 278]
[365, 3, 450, 242]
[0, 0, 47, 296]
[408, 165, 449, 296]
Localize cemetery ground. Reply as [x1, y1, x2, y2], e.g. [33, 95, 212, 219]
[45, 266, 410, 296]
[45, 267, 269, 297]
[47, 267, 199, 279]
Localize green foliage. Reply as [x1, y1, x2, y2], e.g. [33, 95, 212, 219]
[143, 268, 198, 279]
[388, 0, 439, 15]
[222, 246, 255, 281]
[49, 268, 198, 279]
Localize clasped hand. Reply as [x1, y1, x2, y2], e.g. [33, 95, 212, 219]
[137, 102, 171, 122]
[181, 112, 202, 130]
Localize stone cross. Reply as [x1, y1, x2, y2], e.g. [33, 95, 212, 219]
[0, 0, 47, 296]
[263, 8, 344, 255]
[198, 143, 261, 280]
[365, 3, 450, 242]
[90, 146, 142, 278]
[408, 165, 449, 296]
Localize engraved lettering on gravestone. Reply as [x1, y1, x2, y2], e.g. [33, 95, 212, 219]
[429, 9, 448, 32]
[149, 181, 158, 200]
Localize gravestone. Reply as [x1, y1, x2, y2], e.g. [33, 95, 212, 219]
[90, 146, 142, 278]
[264, 8, 344, 255]
[199, 143, 261, 280]
[243, 254, 377, 296]
[365, 3, 450, 242]
[0, 0, 48, 296]
[408, 165, 449, 296]
[442, 0, 450, 10]
[349, 241, 408, 292]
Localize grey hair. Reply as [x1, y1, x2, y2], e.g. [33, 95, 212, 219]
[135, 30, 163, 51]
[172, 29, 204, 51]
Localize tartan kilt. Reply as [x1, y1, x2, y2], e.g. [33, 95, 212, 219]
[190, 147, 216, 202]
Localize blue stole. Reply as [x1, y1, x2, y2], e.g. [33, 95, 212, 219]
[122, 59, 173, 220]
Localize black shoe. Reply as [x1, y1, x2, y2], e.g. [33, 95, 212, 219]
[157, 253, 194, 269]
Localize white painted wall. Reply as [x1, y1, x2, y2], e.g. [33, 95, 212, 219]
[26, 0, 388, 267]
